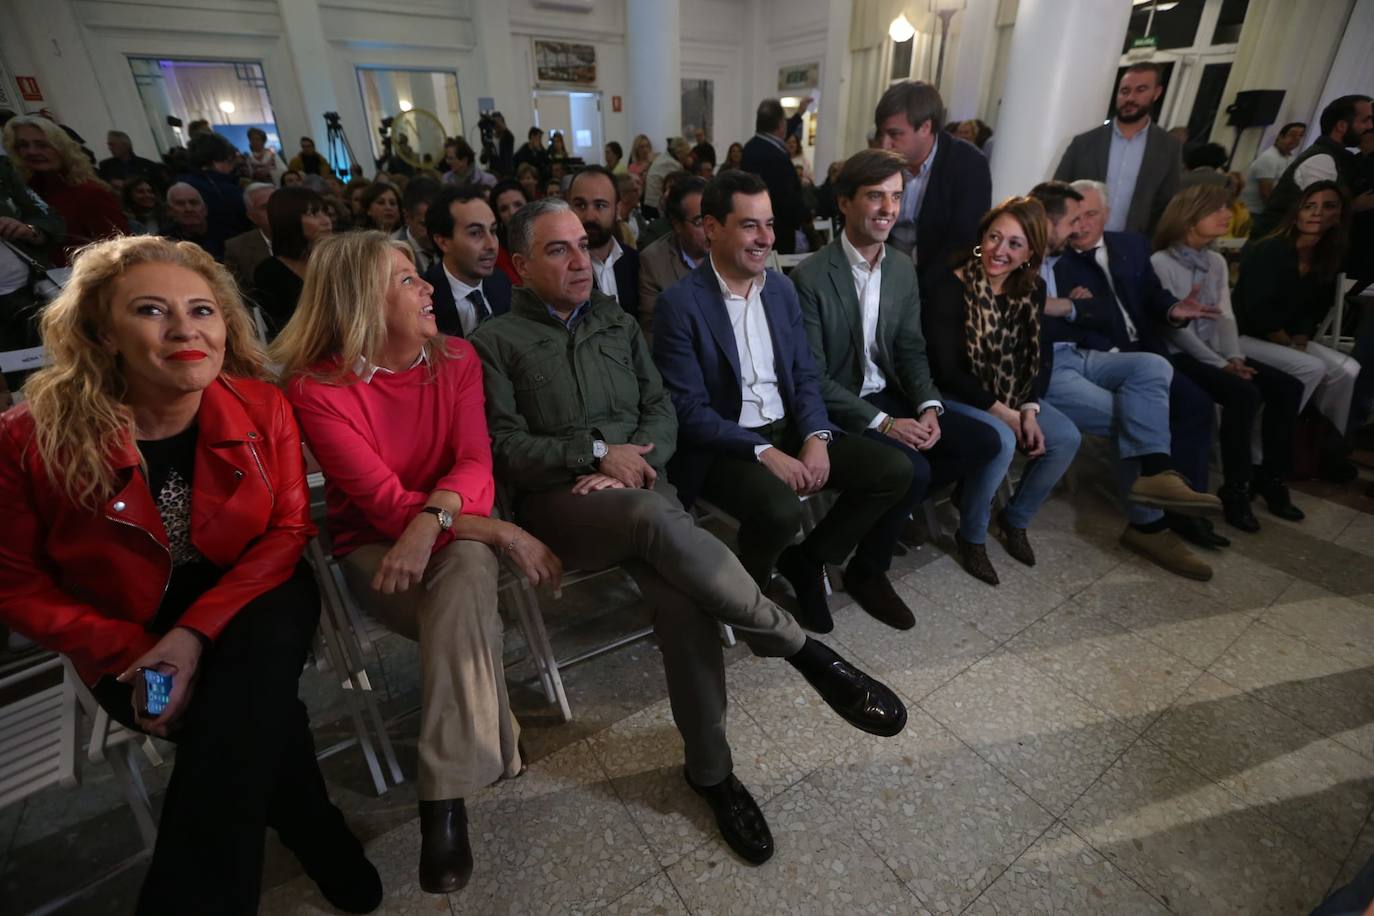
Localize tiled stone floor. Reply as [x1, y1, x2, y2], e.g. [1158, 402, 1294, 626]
[3, 466, 1373, 915]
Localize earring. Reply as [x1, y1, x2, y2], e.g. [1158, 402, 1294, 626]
[973, 244, 982, 257]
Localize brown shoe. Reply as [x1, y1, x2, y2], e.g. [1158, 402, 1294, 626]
[1119, 525, 1213, 581]
[955, 531, 999, 585]
[841, 564, 915, 630]
[1128, 470, 1222, 515]
[993, 510, 1035, 567]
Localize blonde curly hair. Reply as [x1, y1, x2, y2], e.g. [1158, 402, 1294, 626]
[23, 235, 267, 511]
[2, 115, 104, 188]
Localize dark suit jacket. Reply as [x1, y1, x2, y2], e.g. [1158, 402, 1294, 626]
[422, 261, 512, 338]
[741, 134, 804, 255]
[1054, 121, 1181, 235]
[594, 245, 641, 317]
[637, 234, 696, 342]
[223, 229, 271, 293]
[905, 136, 991, 290]
[789, 238, 941, 433]
[653, 262, 834, 507]
[1048, 230, 1179, 354]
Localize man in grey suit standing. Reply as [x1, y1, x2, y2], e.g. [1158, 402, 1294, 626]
[1054, 63, 1181, 235]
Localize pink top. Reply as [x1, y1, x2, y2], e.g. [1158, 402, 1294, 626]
[286, 338, 494, 556]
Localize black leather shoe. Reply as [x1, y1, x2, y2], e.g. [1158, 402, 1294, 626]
[1252, 478, 1305, 521]
[775, 545, 833, 633]
[1218, 484, 1260, 533]
[788, 640, 907, 737]
[289, 814, 383, 913]
[685, 770, 774, 865]
[418, 799, 473, 894]
[843, 564, 915, 630]
[1167, 512, 1230, 550]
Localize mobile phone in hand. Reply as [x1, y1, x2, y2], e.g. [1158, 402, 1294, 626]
[135, 667, 173, 718]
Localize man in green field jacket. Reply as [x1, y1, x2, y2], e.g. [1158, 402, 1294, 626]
[470, 197, 907, 867]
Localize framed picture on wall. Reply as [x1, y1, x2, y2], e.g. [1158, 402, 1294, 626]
[534, 40, 597, 87]
[778, 62, 820, 93]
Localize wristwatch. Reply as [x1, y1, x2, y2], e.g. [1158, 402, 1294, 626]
[591, 438, 609, 466]
[811, 431, 833, 443]
[421, 506, 453, 531]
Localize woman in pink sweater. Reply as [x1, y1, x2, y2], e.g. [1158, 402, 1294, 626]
[272, 231, 561, 896]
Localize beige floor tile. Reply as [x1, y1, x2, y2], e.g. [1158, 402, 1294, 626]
[809, 709, 1054, 913]
[1329, 810, 1374, 897]
[1261, 580, 1374, 667]
[664, 780, 923, 915]
[1065, 740, 1338, 916]
[1005, 604, 1203, 733]
[1209, 621, 1374, 761]
[920, 652, 1137, 815]
[1145, 673, 1374, 859]
[586, 698, 806, 868]
[986, 524, 1127, 599]
[1334, 512, 1374, 559]
[1120, 542, 1296, 613]
[1071, 563, 1257, 668]
[1258, 490, 1360, 542]
[963, 822, 1168, 915]
[1228, 517, 1374, 600]
[723, 653, 894, 772]
[591, 873, 688, 915]
[825, 586, 998, 702]
[899, 554, 1068, 642]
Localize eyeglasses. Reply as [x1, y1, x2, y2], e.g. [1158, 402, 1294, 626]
[685, 215, 704, 227]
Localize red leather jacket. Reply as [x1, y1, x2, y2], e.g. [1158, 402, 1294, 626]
[0, 377, 314, 684]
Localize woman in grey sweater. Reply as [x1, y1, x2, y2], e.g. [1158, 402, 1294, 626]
[1151, 184, 1307, 530]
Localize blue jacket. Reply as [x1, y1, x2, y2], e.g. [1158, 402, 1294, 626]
[653, 261, 834, 507]
[1047, 230, 1179, 354]
[422, 260, 512, 338]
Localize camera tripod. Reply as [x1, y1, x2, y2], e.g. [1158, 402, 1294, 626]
[323, 113, 359, 177]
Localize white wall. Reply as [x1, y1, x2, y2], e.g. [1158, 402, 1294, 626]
[681, 0, 749, 146]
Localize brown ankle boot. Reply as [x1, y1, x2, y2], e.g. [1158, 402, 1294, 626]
[955, 532, 999, 585]
[418, 798, 473, 893]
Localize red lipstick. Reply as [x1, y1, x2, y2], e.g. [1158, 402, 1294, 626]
[166, 350, 207, 361]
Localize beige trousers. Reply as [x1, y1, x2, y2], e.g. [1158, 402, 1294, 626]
[340, 539, 521, 800]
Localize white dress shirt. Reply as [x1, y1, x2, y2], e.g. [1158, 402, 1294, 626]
[711, 259, 784, 431]
[592, 237, 624, 302]
[841, 233, 942, 425]
[443, 264, 487, 337]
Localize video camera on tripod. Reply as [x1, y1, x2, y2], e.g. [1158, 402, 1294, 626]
[477, 109, 503, 159]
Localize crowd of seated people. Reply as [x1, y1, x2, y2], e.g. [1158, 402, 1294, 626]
[0, 71, 1371, 914]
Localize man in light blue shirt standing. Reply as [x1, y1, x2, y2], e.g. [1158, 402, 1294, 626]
[1055, 62, 1181, 235]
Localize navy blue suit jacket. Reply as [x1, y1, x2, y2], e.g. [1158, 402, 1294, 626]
[653, 261, 834, 507]
[422, 261, 512, 338]
[913, 136, 991, 290]
[1046, 230, 1179, 355]
[595, 246, 641, 317]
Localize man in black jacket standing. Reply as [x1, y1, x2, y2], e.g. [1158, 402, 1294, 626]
[874, 80, 991, 294]
[741, 99, 805, 255]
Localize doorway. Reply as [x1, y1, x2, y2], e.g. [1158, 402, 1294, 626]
[128, 58, 280, 157]
[531, 90, 603, 164]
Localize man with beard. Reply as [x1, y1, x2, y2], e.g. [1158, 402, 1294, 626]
[422, 186, 512, 338]
[568, 165, 640, 316]
[1249, 94, 1373, 241]
[1055, 63, 1181, 235]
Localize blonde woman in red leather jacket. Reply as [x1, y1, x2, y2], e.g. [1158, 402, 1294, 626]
[0, 235, 381, 914]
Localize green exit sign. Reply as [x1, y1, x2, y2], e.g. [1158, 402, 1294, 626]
[1132, 35, 1159, 48]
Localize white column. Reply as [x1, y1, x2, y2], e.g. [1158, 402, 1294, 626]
[814, 0, 854, 174]
[278, 0, 344, 162]
[989, 0, 1132, 201]
[943, 0, 999, 122]
[628, 0, 682, 145]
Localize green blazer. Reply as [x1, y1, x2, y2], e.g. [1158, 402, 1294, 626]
[790, 238, 941, 434]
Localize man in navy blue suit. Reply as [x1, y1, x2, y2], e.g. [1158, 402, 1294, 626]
[1044, 179, 1225, 568]
[874, 80, 991, 294]
[422, 186, 512, 338]
[568, 165, 640, 317]
[653, 170, 915, 633]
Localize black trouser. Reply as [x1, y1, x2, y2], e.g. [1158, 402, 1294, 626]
[93, 564, 351, 915]
[857, 389, 1003, 571]
[1168, 353, 1305, 488]
[698, 418, 912, 585]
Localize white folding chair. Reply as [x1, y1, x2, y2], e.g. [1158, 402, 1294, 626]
[1314, 273, 1359, 353]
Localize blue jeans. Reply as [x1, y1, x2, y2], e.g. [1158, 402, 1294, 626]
[942, 399, 1083, 536]
[1044, 346, 1173, 525]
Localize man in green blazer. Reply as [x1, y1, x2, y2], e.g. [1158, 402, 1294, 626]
[791, 150, 1001, 590]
